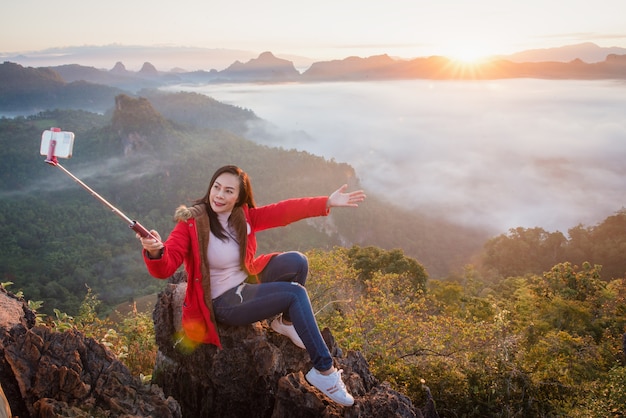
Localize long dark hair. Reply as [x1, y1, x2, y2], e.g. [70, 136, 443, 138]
[195, 165, 256, 269]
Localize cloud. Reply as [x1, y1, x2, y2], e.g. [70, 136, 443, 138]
[181, 79, 626, 234]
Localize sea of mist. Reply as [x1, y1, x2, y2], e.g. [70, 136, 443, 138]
[163, 79, 626, 235]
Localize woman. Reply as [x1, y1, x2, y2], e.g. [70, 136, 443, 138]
[139, 165, 365, 407]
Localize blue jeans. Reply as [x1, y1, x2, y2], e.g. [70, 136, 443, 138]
[258, 251, 308, 321]
[212, 252, 333, 371]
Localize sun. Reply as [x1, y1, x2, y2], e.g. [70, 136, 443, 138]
[446, 46, 491, 64]
[437, 42, 499, 78]
[438, 39, 498, 64]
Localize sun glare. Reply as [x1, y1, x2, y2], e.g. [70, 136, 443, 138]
[436, 42, 499, 78]
[446, 46, 491, 64]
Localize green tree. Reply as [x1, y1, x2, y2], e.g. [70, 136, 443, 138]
[482, 227, 567, 278]
[533, 261, 604, 302]
[346, 245, 428, 293]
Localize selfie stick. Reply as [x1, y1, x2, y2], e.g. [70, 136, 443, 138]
[43, 129, 160, 242]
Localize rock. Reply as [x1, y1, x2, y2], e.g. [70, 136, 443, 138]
[152, 274, 439, 417]
[0, 274, 440, 417]
[0, 380, 11, 418]
[0, 285, 181, 417]
[112, 93, 170, 143]
[139, 61, 159, 76]
[110, 61, 129, 74]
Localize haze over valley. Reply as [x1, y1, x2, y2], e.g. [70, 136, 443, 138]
[163, 77, 626, 234]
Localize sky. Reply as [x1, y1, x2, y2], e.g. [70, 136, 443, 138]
[3, 0, 626, 60]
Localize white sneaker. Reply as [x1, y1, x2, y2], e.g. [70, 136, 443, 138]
[271, 316, 305, 349]
[305, 368, 355, 407]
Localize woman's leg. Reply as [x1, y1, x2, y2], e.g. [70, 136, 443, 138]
[258, 251, 308, 323]
[258, 251, 308, 286]
[212, 281, 333, 372]
[213, 281, 355, 407]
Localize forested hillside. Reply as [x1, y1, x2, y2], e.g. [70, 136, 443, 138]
[482, 218, 626, 281]
[0, 61, 123, 114]
[0, 93, 485, 315]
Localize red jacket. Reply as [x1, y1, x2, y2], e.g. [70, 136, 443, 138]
[143, 196, 330, 347]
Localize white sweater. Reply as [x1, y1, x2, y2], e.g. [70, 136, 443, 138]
[208, 213, 248, 299]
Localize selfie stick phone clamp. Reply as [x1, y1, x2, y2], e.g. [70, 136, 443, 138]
[43, 128, 160, 243]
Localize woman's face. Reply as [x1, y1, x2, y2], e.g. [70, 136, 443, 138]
[209, 172, 240, 214]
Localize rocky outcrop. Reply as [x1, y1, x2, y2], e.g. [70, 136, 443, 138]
[0, 285, 181, 417]
[111, 93, 171, 151]
[110, 61, 129, 74]
[152, 272, 439, 418]
[0, 275, 439, 417]
[139, 62, 159, 76]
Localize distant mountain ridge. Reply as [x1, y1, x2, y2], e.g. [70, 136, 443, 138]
[2, 42, 626, 116]
[2, 42, 624, 72]
[38, 50, 626, 84]
[0, 44, 262, 72]
[2, 48, 626, 114]
[502, 42, 626, 63]
[0, 61, 123, 114]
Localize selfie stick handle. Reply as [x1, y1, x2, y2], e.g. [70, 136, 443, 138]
[45, 139, 160, 242]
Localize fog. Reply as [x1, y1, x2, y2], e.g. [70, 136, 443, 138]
[165, 79, 626, 234]
[5, 156, 160, 201]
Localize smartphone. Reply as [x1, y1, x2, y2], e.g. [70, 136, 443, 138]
[40, 129, 75, 159]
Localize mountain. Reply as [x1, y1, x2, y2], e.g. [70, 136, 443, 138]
[218, 51, 300, 81]
[138, 61, 159, 76]
[50, 63, 173, 91]
[0, 61, 124, 114]
[138, 89, 257, 135]
[0, 44, 263, 72]
[502, 42, 626, 63]
[1, 49, 618, 105]
[0, 61, 65, 88]
[303, 54, 397, 80]
[4, 44, 624, 109]
[3, 42, 624, 72]
[300, 53, 626, 81]
[51, 49, 626, 89]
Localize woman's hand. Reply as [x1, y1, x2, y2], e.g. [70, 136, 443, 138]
[138, 230, 164, 258]
[327, 184, 366, 208]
